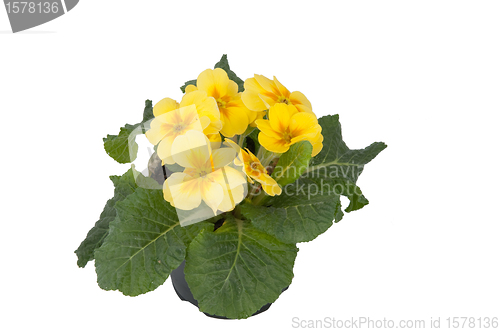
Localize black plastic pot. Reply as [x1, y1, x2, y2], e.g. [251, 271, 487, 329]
[171, 260, 287, 319]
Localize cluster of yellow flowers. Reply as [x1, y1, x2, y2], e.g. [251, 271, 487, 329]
[145, 68, 323, 220]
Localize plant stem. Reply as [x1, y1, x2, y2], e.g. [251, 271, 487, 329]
[238, 133, 247, 147]
[238, 126, 256, 148]
[233, 204, 242, 219]
[252, 190, 269, 206]
[247, 181, 261, 200]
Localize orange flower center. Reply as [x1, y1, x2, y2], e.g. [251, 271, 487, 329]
[216, 98, 227, 109]
[246, 160, 266, 178]
[173, 123, 186, 133]
[277, 96, 291, 105]
[282, 130, 292, 143]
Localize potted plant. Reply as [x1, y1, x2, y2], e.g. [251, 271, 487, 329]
[75, 55, 386, 319]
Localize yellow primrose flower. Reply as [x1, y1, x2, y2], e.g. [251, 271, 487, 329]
[145, 92, 223, 164]
[185, 68, 253, 137]
[241, 74, 313, 114]
[179, 90, 222, 137]
[163, 130, 247, 214]
[255, 103, 323, 157]
[225, 139, 282, 196]
[146, 103, 204, 164]
[247, 110, 266, 127]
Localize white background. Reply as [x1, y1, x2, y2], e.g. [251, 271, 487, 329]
[1, 1, 499, 331]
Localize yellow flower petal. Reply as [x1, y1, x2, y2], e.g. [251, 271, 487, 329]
[145, 118, 169, 145]
[153, 97, 179, 117]
[289, 112, 321, 138]
[312, 140, 323, 157]
[223, 139, 245, 166]
[289, 134, 312, 145]
[220, 105, 250, 137]
[242, 74, 314, 121]
[199, 115, 211, 130]
[290, 91, 312, 111]
[295, 103, 314, 114]
[220, 166, 248, 188]
[185, 84, 198, 93]
[261, 182, 282, 196]
[311, 130, 324, 144]
[258, 93, 275, 109]
[260, 175, 282, 196]
[198, 97, 221, 125]
[309, 131, 324, 157]
[180, 91, 221, 136]
[180, 90, 207, 107]
[247, 110, 266, 127]
[156, 135, 175, 164]
[207, 133, 222, 150]
[251, 171, 281, 196]
[218, 184, 246, 212]
[178, 104, 204, 130]
[147, 105, 197, 146]
[204, 121, 223, 137]
[255, 119, 282, 140]
[273, 76, 290, 97]
[241, 77, 268, 112]
[197, 68, 229, 99]
[258, 132, 290, 154]
[199, 178, 224, 214]
[254, 74, 276, 94]
[165, 173, 202, 211]
[211, 147, 237, 169]
[227, 80, 239, 97]
[269, 103, 296, 133]
[171, 130, 211, 169]
[163, 175, 174, 205]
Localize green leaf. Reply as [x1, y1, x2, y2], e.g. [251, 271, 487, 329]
[103, 100, 154, 164]
[180, 79, 197, 93]
[244, 115, 385, 243]
[75, 198, 117, 268]
[214, 54, 245, 92]
[103, 123, 140, 164]
[179, 55, 245, 93]
[141, 99, 154, 123]
[94, 187, 211, 296]
[185, 218, 298, 319]
[272, 141, 313, 187]
[241, 193, 342, 244]
[75, 167, 160, 268]
[305, 114, 387, 212]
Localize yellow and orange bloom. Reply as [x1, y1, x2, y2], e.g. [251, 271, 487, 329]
[225, 139, 282, 196]
[185, 68, 254, 137]
[146, 103, 204, 164]
[241, 74, 313, 114]
[255, 103, 323, 157]
[247, 110, 266, 127]
[145, 92, 223, 164]
[163, 131, 247, 215]
[146, 66, 323, 219]
[179, 90, 222, 138]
